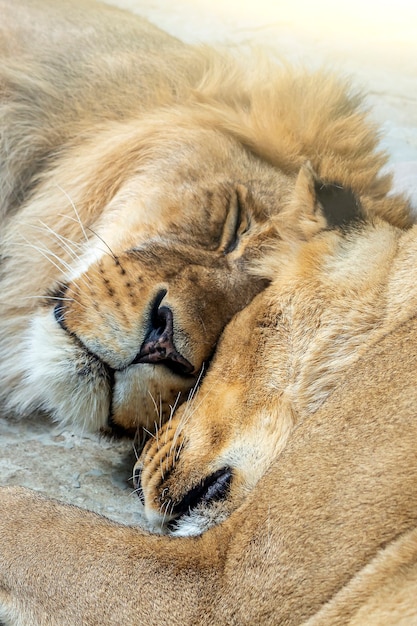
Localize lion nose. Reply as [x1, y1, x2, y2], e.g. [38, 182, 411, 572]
[132, 291, 194, 376]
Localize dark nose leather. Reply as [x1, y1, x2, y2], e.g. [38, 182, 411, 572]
[132, 300, 194, 376]
[171, 467, 233, 517]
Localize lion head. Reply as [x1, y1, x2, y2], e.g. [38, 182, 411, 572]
[0, 1, 411, 435]
[1, 117, 295, 433]
[134, 163, 415, 535]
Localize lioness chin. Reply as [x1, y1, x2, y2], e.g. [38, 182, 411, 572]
[0, 0, 411, 435]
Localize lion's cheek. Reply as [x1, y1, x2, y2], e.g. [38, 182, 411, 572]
[22, 310, 111, 431]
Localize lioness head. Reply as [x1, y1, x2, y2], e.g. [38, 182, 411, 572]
[135, 164, 412, 535]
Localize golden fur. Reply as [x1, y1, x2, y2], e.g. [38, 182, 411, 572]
[136, 166, 417, 535]
[1, 172, 417, 624]
[1, 1, 416, 623]
[0, 0, 411, 434]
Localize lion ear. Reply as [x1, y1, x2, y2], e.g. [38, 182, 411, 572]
[287, 162, 363, 239]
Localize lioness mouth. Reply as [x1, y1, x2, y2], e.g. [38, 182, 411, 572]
[171, 467, 233, 519]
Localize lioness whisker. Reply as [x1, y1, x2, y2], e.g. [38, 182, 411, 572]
[159, 396, 164, 431]
[154, 424, 165, 481]
[187, 365, 205, 403]
[129, 486, 144, 499]
[165, 394, 182, 447]
[166, 368, 209, 449]
[159, 499, 171, 527]
[142, 428, 156, 440]
[148, 391, 162, 423]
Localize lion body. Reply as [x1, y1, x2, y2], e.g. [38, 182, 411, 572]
[0, 0, 411, 432]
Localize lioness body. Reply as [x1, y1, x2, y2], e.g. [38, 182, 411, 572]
[1, 308, 417, 625]
[0, 0, 410, 433]
[2, 156, 417, 625]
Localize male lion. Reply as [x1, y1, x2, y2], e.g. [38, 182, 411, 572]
[0, 0, 411, 434]
[1, 166, 417, 625]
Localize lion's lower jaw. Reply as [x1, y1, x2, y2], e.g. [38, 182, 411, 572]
[0, 310, 111, 432]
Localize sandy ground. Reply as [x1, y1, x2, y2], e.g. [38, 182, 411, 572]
[1, 0, 417, 526]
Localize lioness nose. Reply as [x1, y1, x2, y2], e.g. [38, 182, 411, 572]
[171, 467, 233, 517]
[132, 291, 194, 376]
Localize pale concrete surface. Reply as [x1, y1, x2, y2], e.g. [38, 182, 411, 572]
[1, 0, 416, 525]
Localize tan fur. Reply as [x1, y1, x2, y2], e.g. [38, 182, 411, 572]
[1, 2, 416, 623]
[1, 218, 417, 623]
[137, 170, 417, 535]
[1, 159, 417, 624]
[0, 0, 411, 433]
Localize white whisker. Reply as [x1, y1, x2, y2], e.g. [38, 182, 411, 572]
[21, 296, 74, 301]
[38, 220, 85, 262]
[18, 240, 69, 279]
[142, 427, 156, 440]
[55, 184, 89, 243]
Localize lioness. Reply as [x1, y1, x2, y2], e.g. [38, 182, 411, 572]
[135, 163, 417, 536]
[1, 168, 417, 625]
[0, 0, 411, 434]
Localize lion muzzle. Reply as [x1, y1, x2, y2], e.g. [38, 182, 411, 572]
[132, 303, 194, 376]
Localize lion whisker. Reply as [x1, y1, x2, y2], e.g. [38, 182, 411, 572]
[25, 223, 85, 259]
[38, 221, 85, 258]
[22, 296, 74, 301]
[55, 184, 89, 243]
[18, 240, 72, 280]
[85, 226, 121, 267]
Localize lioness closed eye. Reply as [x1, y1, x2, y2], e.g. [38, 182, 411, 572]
[0, 0, 411, 436]
[135, 163, 417, 536]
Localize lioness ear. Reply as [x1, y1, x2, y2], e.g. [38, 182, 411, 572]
[288, 162, 363, 238]
[313, 175, 363, 230]
[284, 162, 328, 239]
